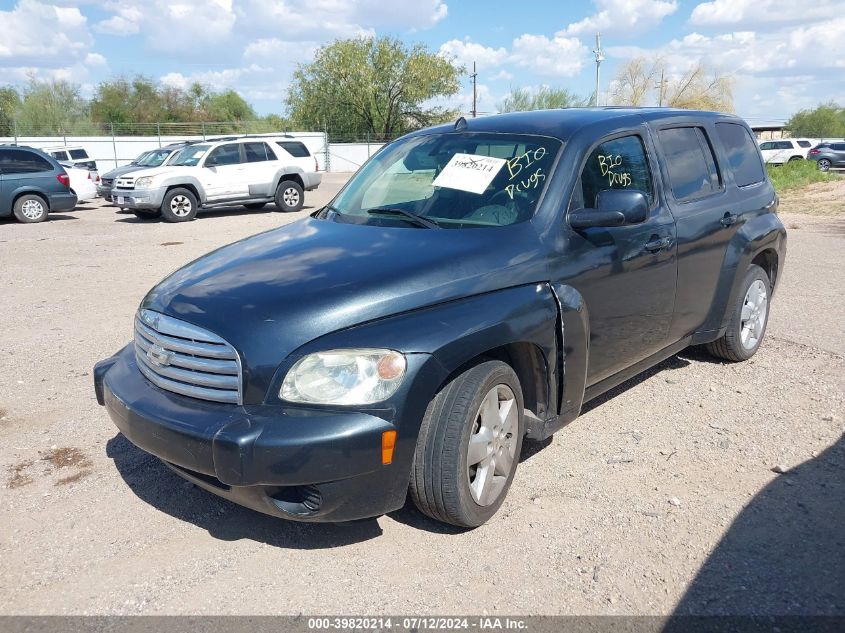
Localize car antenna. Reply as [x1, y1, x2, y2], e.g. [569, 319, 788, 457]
[454, 116, 468, 131]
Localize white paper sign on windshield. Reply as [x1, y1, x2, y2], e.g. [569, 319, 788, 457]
[432, 153, 506, 194]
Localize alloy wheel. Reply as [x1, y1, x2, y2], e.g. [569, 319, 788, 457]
[466, 384, 519, 506]
[170, 195, 193, 217]
[283, 187, 300, 207]
[740, 279, 768, 350]
[21, 199, 45, 220]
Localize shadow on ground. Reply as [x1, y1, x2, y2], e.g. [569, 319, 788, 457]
[666, 434, 845, 620]
[113, 204, 313, 223]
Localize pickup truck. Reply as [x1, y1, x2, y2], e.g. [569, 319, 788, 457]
[94, 108, 786, 528]
[110, 136, 321, 222]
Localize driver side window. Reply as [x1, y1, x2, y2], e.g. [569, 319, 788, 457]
[571, 135, 653, 210]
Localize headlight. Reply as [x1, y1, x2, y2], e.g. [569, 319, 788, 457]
[280, 349, 407, 405]
[134, 176, 154, 187]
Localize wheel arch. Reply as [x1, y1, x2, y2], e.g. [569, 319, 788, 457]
[274, 168, 305, 191]
[12, 189, 50, 211]
[162, 179, 203, 204]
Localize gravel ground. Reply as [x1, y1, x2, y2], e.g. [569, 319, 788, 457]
[0, 174, 842, 616]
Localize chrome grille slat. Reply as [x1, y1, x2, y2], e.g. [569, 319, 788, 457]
[133, 309, 242, 404]
[135, 320, 236, 359]
[134, 337, 238, 374]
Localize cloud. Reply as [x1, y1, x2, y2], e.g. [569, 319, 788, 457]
[439, 38, 508, 69]
[563, 0, 678, 37]
[510, 34, 588, 77]
[84, 52, 107, 66]
[689, 0, 841, 28]
[0, 0, 93, 65]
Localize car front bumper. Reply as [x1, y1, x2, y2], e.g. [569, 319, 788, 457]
[110, 187, 165, 210]
[97, 184, 113, 200]
[94, 345, 410, 522]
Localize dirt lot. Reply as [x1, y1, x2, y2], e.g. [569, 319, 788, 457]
[1, 174, 842, 616]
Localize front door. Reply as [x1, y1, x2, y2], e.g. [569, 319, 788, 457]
[201, 143, 249, 202]
[554, 130, 678, 385]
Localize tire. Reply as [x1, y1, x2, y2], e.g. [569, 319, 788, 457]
[133, 209, 162, 220]
[788, 156, 802, 162]
[817, 158, 831, 172]
[160, 188, 198, 222]
[13, 194, 48, 223]
[706, 264, 770, 362]
[410, 360, 524, 528]
[274, 180, 304, 212]
[244, 202, 267, 210]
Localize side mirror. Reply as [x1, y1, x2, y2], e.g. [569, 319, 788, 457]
[569, 189, 649, 229]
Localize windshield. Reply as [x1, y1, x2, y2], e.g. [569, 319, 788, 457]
[169, 145, 209, 167]
[330, 132, 561, 229]
[137, 149, 171, 167]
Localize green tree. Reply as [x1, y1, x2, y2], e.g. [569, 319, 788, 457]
[204, 90, 256, 122]
[0, 86, 21, 135]
[786, 102, 845, 138]
[16, 79, 93, 135]
[286, 36, 462, 137]
[498, 86, 590, 112]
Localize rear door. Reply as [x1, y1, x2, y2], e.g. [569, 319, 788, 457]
[559, 130, 678, 384]
[655, 123, 741, 341]
[200, 143, 250, 201]
[242, 142, 278, 197]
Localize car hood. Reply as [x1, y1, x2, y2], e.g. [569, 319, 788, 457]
[141, 217, 544, 402]
[103, 165, 141, 179]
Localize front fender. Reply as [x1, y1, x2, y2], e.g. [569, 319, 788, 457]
[159, 176, 207, 203]
[702, 212, 787, 335]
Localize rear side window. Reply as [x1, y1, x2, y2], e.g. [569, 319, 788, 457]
[775, 141, 793, 150]
[658, 127, 721, 201]
[832, 143, 845, 151]
[0, 149, 54, 174]
[205, 143, 242, 167]
[244, 142, 271, 162]
[797, 140, 812, 148]
[572, 134, 654, 209]
[715, 123, 766, 187]
[277, 141, 310, 157]
[69, 149, 89, 159]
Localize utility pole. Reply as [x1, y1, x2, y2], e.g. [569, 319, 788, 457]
[593, 33, 604, 106]
[655, 70, 668, 107]
[471, 61, 478, 118]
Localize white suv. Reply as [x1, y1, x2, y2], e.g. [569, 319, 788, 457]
[758, 138, 817, 164]
[111, 136, 322, 222]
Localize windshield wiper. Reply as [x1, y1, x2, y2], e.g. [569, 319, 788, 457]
[366, 207, 441, 229]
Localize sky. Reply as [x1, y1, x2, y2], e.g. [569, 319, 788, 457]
[0, 0, 843, 125]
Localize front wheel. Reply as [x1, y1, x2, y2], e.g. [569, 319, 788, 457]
[161, 188, 198, 222]
[705, 264, 770, 362]
[410, 360, 524, 528]
[274, 180, 304, 212]
[817, 158, 832, 172]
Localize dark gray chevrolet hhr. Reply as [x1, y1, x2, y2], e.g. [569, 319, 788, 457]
[95, 108, 786, 528]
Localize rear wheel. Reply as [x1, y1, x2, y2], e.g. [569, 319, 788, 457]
[245, 202, 267, 210]
[13, 194, 48, 223]
[788, 155, 802, 162]
[161, 188, 198, 222]
[817, 158, 832, 172]
[274, 180, 304, 212]
[706, 264, 770, 362]
[410, 360, 524, 528]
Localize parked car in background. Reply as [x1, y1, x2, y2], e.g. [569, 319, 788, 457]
[98, 142, 193, 201]
[95, 108, 785, 528]
[42, 145, 99, 176]
[111, 136, 322, 222]
[758, 138, 817, 164]
[808, 142, 845, 171]
[0, 145, 77, 223]
[58, 162, 97, 205]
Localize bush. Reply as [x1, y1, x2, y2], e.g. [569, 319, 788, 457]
[766, 159, 840, 191]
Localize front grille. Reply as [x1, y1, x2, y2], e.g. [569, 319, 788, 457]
[115, 176, 134, 189]
[133, 309, 241, 404]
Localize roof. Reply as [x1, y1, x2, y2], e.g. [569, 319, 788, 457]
[409, 107, 743, 141]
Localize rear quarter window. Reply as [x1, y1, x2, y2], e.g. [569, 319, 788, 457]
[277, 141, 311, 158]
[797, 140, 812, 148]
[69, 149, 89, 159]
[715, 123, 766, 187]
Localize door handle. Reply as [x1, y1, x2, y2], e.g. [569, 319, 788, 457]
[644, 236, 672, 253]
[720, 213, 739, 227]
